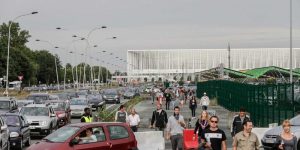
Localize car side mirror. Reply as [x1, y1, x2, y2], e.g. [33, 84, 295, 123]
[70, 138, 79, 146]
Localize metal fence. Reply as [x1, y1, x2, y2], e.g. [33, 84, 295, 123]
[197, 80, 300, 127]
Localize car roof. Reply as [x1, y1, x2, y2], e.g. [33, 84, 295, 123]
[0, 97, 15, 101]
[69, 122, 127, 127]
[0, 113, 21, 116]
[23, 104, 49, 107]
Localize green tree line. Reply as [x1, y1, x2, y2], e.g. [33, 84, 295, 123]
[0, 22, 111, 86]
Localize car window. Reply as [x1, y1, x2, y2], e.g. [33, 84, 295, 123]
[1, 115, 20, 126]
[21, 107, 49, 116]
[45, 126, 80, 142]
[108, 126, 129, 140]
[77, 127, 105, 144]
[49, 102, 66, 111]
[0, 101, 10, 109]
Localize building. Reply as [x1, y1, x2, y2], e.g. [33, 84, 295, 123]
[127, 48, 300, 81]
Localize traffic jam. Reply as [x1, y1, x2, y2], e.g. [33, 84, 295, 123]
[0, 86, 142, 150]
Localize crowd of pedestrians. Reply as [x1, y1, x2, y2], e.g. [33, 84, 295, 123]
[80, 85, 297, 150]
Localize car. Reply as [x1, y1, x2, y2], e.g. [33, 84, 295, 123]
[0, 113, 31, 149]
[87, 94, 105, 111]
[261, 115, 300, 149]
[0, 116, 9, 150]
[27, 122, 138, 150]
[123, 88, 140, 99]
[0, 97, 18, 114]
[76, 90, 88, 98]
[46, 100, 71, 128]
[70, 98, 91, 118]
[16, 100, 35, 109]
[20, 104, 58, 136]
[27, 93, 51, 104]
[103, 89, 120, 104]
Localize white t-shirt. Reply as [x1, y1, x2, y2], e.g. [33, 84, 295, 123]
[82, 135, 97, 143]
[128, 114, 140, 126]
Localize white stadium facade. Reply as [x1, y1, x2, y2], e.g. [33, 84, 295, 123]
[126, 48, 300, 81]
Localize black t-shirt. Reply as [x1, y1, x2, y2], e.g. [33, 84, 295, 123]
[201, 128, 226, 150]
[164, 93, 171, 101]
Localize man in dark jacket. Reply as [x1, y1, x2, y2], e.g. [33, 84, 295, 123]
[150, 104, 168, 131]
[231, 107, 250, 137]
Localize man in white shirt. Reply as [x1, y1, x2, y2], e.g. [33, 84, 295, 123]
[128, 108, 140, 132]
[200, 92, 210, 110]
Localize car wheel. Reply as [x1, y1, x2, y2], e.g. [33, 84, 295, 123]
[25, 136, 31, 147]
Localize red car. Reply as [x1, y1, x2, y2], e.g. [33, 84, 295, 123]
[27, 122, 138, 150]
[46, 100, 71, 127]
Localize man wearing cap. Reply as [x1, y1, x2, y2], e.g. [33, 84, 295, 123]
[200, 92, 210, 110]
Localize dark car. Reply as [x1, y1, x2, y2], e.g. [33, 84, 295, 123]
[102, 89, 120, 104]
[0, 113, 31, 150]
[46, 100, 71, 128]
[0, 97, 18, 114]
[87, 94, 105, 111]
[27, 122, 138, 150]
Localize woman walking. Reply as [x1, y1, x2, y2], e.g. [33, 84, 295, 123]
[189, 96, 197, 118]
[194, 111, 210, 146]
[276, 120, 297, 150]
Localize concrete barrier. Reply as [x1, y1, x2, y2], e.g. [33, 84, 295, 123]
[252, 128, 270, 146]
[134, 131, 165, 150]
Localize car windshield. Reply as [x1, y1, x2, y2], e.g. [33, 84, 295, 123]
[70, 99, 87, 105]
[21, 107, 49, 116]
[105, 90, 117, 95]
[49, 102, 65, 111]
[56, 93, 69, 100]
[0, 101, 10, 109]
[44, 126, 80, 142]
[290, 115, 300, 126]
[77, 91, 87, 95]
[1, 115, 20, 126]
[27, 96, 48, 103]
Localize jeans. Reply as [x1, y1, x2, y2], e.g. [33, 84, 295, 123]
[191, 107, 196, 117]
[166, 100, 171, 110]
[170, 134, 183, 150]
[202, 105, 207, 110]
[130, 126, 138, 132]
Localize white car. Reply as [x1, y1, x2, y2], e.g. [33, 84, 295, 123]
[70, 98, 91, 118]
[0, 116, 9, 150]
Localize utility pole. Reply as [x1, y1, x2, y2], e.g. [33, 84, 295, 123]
[228, 43, 231, 69]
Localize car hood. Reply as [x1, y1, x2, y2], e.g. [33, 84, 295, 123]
[70, 105, 86, 110]
[0, 109, 9, 114]
[28, 141, 68, 150]
[124, 92, 134, 96]
[264, 125, 300, 136]
[7, 126, 21, 133]
[25, 116, 51, 123]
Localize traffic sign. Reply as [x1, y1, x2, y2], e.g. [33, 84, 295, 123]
[18, 76, 23, 81]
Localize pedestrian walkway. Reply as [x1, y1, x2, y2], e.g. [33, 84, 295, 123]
[134, 96, 235, 149]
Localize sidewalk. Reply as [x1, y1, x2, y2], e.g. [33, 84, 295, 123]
[134, 96, 234, 150]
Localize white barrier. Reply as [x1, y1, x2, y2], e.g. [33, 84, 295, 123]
[134, 131, 165, 150]
[252, 128, 270, 146]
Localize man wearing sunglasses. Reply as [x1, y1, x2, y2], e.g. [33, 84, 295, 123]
[201, 116, 227, 150]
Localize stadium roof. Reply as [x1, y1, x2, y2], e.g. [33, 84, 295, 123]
[245, 66, 300, 78]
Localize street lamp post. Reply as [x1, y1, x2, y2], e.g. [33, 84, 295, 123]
[5, 11, 38, 96]
[290, 0, 293, 83]
[35, 39, 60, 91]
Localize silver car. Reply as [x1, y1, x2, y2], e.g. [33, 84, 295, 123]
[0, 116, 9, 150]
[261, 115, 300, 149]
[70, 98, 90, 118]
[20, 104, 58, 136]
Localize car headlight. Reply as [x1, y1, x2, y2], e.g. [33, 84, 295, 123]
[40, 121, 48, 126]
[114, 95, 118, 99]
[10, 132, 19, 138]
[103, 95, 107, 98]
[98, 101, 104, 105]
[58, 113, 65, 118]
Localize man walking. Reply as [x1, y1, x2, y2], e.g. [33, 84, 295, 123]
[199, 92, 210, 110]
[164, 89, 172, 110]
[166, 106, 186, 150]
[115, 105, 128, 123]
[150, 104, 168, 131]
[231, 107, 250, 138]
[81, 107, 93, 123]
[233, 120, 260, 150]
[201, 116, 227, 150]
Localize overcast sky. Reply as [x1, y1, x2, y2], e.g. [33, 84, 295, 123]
[1, 0, 300, 71]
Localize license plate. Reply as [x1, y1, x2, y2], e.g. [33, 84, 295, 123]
[265, 139, 275, 143]
[30, 126, 36, 129]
